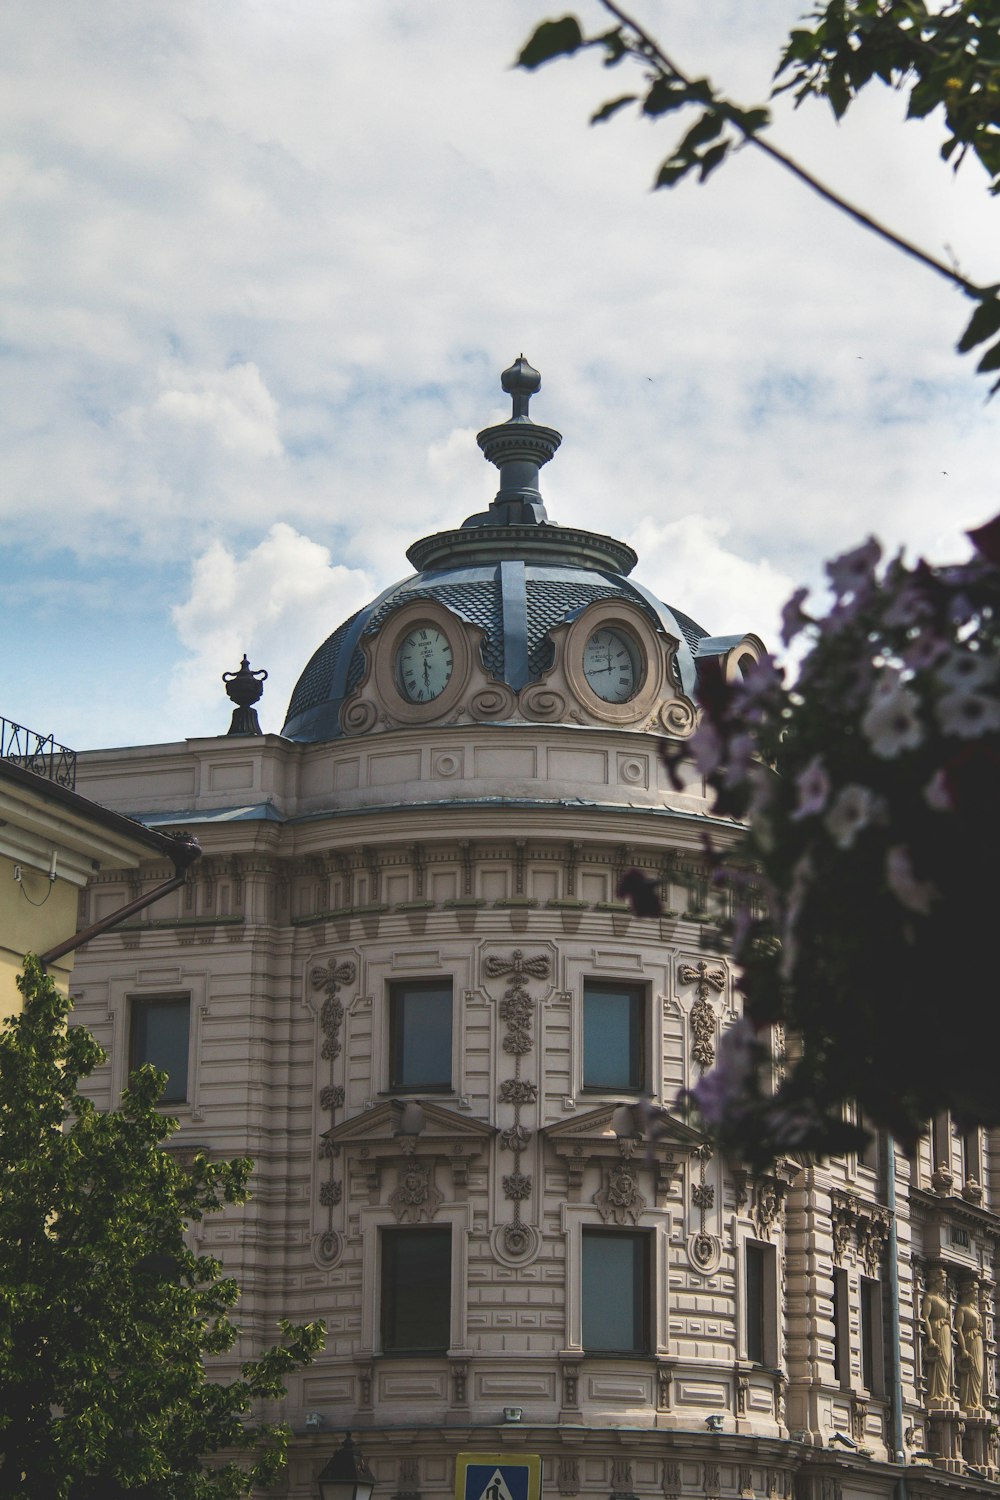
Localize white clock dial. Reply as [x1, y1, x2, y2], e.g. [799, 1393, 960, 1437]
[396, 625, 454, 703]
[583, 627, 641, 703]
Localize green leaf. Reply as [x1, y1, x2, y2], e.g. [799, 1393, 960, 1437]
[643, 76, 689, 117]
[976, 334, 1000, 373]
[906, 77, 941, 119]
[699, 140, 731, 181]
[677, 109, 725, 153]
[654, 156, 695, 189]
[732, 105, 771, 135]
[958, 291, 1000, 353]
[515, 16, 584, 70]
[590, 94, 637, 125]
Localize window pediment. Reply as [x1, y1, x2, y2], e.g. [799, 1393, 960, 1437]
[324, 1098, 495, 1194]
[542, 1103, 703, 1202]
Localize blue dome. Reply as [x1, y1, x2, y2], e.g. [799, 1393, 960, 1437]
[282, 358, 708, 743]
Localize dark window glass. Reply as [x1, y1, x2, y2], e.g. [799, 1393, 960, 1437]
[582, 1229, 649, 1353]
[381, 1227, 451, 1354]
[130, 996, 190, 1103]
[746, 1241, 766, 1364]
[583, 981, 643, 1091]
[860, 1276, 883, 1394]
[832, 1267, 850, 1386]
[389, 980, 452, 1090]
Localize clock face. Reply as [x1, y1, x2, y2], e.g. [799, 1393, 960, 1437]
[396, 624, 454, 703]
[583, 627, 641, 703]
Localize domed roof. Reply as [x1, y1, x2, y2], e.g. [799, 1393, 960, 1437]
[282, 358, 709, 743]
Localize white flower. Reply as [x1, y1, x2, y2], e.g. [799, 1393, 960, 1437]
[936, 649, 997, 692]
[824, 784, 882, 849]
[937, 690, 1000, 739]
[861, 680, 923, 758]
[885, 845, 938, 915]
[791, 755, 830, 820]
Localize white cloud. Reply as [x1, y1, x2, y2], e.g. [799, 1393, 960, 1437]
[169, 524, 373, 735]
[629, 514, 796, 649]
[2, 0, 998, 744]
[135, 361, 283, 458]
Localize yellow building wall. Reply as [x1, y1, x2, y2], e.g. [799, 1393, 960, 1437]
[0, 852, 77, 1017]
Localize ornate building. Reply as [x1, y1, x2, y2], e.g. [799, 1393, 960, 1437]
[71, 361, 999, 1499]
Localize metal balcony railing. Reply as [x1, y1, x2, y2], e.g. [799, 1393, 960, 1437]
[1, 716, 77, 790]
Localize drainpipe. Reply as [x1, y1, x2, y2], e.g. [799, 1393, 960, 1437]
[885, 1131, 909, 1500]
[39, 836, 201, 969]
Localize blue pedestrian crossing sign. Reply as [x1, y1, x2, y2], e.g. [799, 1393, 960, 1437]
[455, 1453, 542, 1500]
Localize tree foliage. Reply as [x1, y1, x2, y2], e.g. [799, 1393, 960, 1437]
[517, 1, 1000, 387]
[0, 956, 324, 1500]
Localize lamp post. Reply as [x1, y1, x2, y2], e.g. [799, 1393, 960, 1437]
[316, 1433, 376, 1500]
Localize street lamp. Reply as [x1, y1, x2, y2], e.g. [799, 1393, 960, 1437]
[316, 1434, 376, 1500]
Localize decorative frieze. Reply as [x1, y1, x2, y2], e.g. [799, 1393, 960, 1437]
[488, 948, 550, 1258]
[679, 959, 726, 1070]
[311, 955, 355, 1265]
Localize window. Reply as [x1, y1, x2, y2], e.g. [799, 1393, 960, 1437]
[389, 979, 452, 1091]
[581, 1228, 649, 1353]
[745, 1240, 777, 1366]
[860, 1276, 884, 1395]
[832, 1268, 850, 1387]
[583, 980, 643, 1091]
[857, 1110, 880, 1172]
[381, 1227, 451, 1354]
[130, 995, 190, 1103]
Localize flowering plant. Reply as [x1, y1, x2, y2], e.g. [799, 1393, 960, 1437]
[668, 518, 1000, 1164]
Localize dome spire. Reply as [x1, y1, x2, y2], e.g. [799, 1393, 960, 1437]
[464, 355, 562, 529]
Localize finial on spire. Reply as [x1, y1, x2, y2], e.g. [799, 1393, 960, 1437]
[222, 654, 268, 735]
[462, 356, 562, 530]
[501, 354, 542, 422]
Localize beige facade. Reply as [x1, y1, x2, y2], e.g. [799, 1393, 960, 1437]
[69, 363, 1000, 1500]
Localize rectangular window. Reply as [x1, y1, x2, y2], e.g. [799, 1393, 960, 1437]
[581, 1228, 649, 1353]
[746, 1241, 766, 1364]
[583, 980, 643, 1091]
[857, 1110, 880, 1172]
[832, 1268, 850, 1387]
[860, 1276, 884, 1395]
[745, 1240, 777, 1366]
[389, 979, 452, 1091]
[381, 1227, 451, 1354]
[130, 995, 190, 1103]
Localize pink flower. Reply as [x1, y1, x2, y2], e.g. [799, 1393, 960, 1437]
[904, 632, 947, 673]
[937, 690, 1000, 738]
[791, 755, 830, 820]
[689, 1017, 758, 1125]
[824, 784, 882, 849]
[689, 719, 723, 775]
[826, 537, 881, 599]
[861, 680, 923, 758]
[885, 845, 938, 915]
[924, 768, 953, 812]
[780, 586, 812, 647]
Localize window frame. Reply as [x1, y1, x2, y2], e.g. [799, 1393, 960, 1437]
[388, 977, 454, 1094]
[581, 977, 646, 1094]
[380, 1225, 453, 1356]
[129, 993, 191, 1104]
[743, 1238, 778, 1367]
[860, 1274, 885, 1396]
[832, 1266, 851, 1388]
[580, 1226, 651, 1355]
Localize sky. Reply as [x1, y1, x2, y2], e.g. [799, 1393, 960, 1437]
[1, 0, 997, 750]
